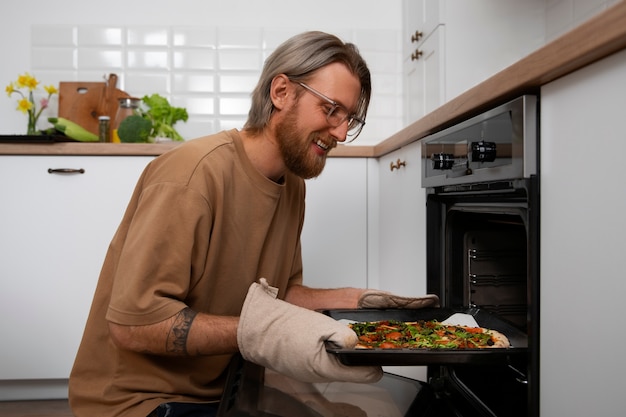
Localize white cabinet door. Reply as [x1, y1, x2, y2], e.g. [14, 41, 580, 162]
[402, 0, 444, 59]
[377, 141, 427, 296]
[376, 140, 428, 380]
[404, 26, 445, 125]
[0, 156, 152, 380]
[301, 158, 368, 289]
[540, 49, 626, 416]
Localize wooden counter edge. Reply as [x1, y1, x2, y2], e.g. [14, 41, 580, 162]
[0, 141, 375, 158]
[0, 142, 181, 156]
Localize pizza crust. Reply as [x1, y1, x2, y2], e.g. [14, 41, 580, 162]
[485, 328, 510, 348]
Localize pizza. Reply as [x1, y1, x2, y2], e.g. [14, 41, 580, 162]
[349, 319, 510, 349]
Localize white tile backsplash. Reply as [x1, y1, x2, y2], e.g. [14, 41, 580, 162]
[127, 27, 170, 46]
[78, 26, 124, 46]
[31, 47, 76, 70]
[219, 97, 252, 116]
[127, 50, 169, 70]
[173, 27, 217, 48]
[173, 74, 215, 93]
[219, 74, 259, 93]
[78, 49, 123, 69]
[217, 28, 264, 49]
[180, 96, 216, 116]
[30, 24, 403, 145]
[32, 25, 77, 47]
[173, 49, 216, 70]
[125, 73, 171, 95]
[218, 49, 263, 71]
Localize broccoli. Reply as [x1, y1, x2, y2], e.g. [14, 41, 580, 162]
[117, 115, 153, 143]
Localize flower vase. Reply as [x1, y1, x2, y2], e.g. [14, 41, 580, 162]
[27, 111, 38, 135]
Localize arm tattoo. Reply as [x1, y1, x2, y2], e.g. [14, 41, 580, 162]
[165, 307, 197, 355]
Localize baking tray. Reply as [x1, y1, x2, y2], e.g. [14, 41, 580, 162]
[323, 307, 527, 366]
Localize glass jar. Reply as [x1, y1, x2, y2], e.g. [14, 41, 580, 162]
[112, 97, 141, 143]
[98, 115, 111, 142]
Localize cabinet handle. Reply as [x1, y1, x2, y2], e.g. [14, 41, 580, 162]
[411, 49, 424, 61]
[47, 168, 85, 174]
[390, 159, 406, 171]
[411, 31, 423, 43]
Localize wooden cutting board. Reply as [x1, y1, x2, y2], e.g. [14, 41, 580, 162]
[58, 74, 130, 135]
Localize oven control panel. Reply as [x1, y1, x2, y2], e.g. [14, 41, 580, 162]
[431, 140, 497, 170]
[421, 95, 537, 188]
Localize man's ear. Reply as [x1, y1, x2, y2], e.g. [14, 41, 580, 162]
[270, 74, 292, 110]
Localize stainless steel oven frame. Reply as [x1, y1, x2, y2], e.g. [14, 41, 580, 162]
[422, 95, 540, 417]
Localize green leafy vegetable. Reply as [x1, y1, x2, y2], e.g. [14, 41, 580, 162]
[140, 94, 188, 142]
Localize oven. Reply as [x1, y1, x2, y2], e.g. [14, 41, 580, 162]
[217, 95, 539, 417]
[422, 94, 539, 417]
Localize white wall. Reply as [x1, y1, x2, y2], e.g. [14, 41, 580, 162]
[0, 0, 404, 145]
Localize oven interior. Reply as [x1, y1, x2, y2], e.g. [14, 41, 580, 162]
[425, 180, 537, 417]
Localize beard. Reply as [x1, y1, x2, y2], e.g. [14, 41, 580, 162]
[275, 108, 334, 179]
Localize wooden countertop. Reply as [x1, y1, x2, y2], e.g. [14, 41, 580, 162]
[2, 1, 625, 159]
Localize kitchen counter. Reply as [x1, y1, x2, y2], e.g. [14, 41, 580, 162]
[1, 1, 625, 159]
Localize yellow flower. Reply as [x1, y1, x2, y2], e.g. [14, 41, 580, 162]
[17, 98, 33, 113]
[44, 84, 58, 95]
[17, 72, 39, 91]
[7, 72, 58, 134]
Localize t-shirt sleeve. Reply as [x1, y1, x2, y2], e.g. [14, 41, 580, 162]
[106, 182, 212, 325]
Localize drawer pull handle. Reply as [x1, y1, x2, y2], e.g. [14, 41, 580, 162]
[411, 31, 423, 43]
[390, 159, 406, 171]
[47, 168, 85, 174]
[411, 49, 424, 61]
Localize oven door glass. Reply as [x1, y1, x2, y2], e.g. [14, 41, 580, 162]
[218, 355, 439, 417]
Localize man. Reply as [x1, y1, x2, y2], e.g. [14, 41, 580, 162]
[69, 31, 438, 417]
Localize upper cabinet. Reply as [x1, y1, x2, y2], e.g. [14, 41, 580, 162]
[402, 0, 546, 125]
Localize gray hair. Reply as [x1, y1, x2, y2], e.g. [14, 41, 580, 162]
[243, 31, 371, 134]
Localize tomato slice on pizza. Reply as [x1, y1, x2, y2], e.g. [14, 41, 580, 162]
[349, 320, 510, 349]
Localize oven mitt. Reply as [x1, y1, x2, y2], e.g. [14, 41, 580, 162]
[237, 278, 383, 384]
[357, 289, 440, 309]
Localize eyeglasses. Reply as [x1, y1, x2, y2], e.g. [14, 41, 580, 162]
[293, 81, 365, 141]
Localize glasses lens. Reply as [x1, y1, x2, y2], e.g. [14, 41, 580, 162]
[326, 106, 345, 127]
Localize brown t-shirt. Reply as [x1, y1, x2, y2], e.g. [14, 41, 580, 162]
[69, 130, 305, 417]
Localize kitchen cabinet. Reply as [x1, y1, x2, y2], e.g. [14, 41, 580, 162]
[402, 0, 442, 59]
[403, 26, 445, 126]
[375, 141, 428, 381]
[301, 158, 368, 290]
[377, 141, 426, 293]
[402, 0, 545, 124]
[402, 0, 445, 125]
[539, 48, 626, 417]
[0, 154, 367, 399]
[0, 155, 152, 399]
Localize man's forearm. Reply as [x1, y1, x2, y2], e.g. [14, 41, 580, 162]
[284, 284, 365, 310]
[108, 308, 239, 356]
